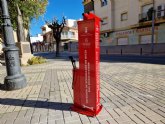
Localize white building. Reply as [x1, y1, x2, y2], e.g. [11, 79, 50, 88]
[65, 19, 78, 28]
[83, 0, 165, 55]
[30, 34, 43, 43]
[41, 19, 79, 51]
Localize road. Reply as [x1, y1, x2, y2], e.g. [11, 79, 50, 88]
[101, 54, 165, 65]
[34, 52, 165, 65]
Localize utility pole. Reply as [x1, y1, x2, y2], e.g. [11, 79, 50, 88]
[151, 0, 155, 55]
[0, 0, 26, 90]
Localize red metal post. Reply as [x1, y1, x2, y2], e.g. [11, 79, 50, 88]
[71, 13, 102, 116]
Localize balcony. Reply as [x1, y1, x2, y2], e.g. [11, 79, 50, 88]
[139, 9, 165, 23]
[61, 35, 76, 41]
[139, 12, 153, 23]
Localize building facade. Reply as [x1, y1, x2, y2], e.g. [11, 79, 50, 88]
[41, 19, 79, 52]
[83, 0, 165, 55]
[30, 34, 43, 43]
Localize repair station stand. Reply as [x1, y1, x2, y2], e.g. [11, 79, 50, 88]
[70, 13, 102, 116]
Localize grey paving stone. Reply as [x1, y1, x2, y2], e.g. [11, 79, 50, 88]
[48, 114, 63, 121]
[0, 57, 165, 124]
[66, 120, 82, 124]
[0, 118, 6, 124]
[115, 115, 132, 124]
[14, 116, 31, 124]
[39, 114, 48, 123]
[55, 119, 65, 124]
[47, 120, 55, 124]
[106, 118, 119, 124]
[88, 117, 99, 123]
[30, 114, 40, 124]
[64, 115, 81, 123]
[97, 114, 112, 122]
[79, 115, 90, 124]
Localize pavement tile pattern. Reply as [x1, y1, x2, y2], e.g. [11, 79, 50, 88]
[0, 59, 165, 124]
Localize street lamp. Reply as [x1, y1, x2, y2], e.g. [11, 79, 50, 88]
[0, 0, 26, 90]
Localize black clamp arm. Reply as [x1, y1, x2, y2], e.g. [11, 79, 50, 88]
[69, 56, 76, 69]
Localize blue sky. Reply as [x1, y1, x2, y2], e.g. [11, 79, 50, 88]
[30, 0, 83, 36]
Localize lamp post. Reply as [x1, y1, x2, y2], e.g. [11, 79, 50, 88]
[0, 0, 26, 90]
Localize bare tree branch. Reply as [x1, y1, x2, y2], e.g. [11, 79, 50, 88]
[45, 16, 66, 57]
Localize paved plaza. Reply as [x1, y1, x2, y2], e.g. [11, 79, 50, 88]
[0, 53, 165, 124]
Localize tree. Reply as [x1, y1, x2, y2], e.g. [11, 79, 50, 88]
[1, 0, 48, 29]
[16, 4, 25, 42]
[46, 17, 66, 57]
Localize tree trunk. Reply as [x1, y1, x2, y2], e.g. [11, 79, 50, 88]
[56, 40, 60, 57]
[16, 4, 25, 42]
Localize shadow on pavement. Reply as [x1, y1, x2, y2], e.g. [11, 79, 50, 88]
[0, 98, 72, 111]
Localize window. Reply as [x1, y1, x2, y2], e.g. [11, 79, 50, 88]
[72, 32, 75, 35]
[71, 32, 75, 38]
[139, 4, 153, 21]
[69, 31, 75, 35]
[68, 31, 75, 38]
[101, 17, 108, 25]
[157, 4, 165, 18]
[140, 34, 156, 44]
[117, 38, 128, 45]
[121, 12, 128, 21]
[101, 0, 107, 7]
[104, 32, 110, 38]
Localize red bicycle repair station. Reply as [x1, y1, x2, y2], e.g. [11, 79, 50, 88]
[71, 13, 102, 116]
